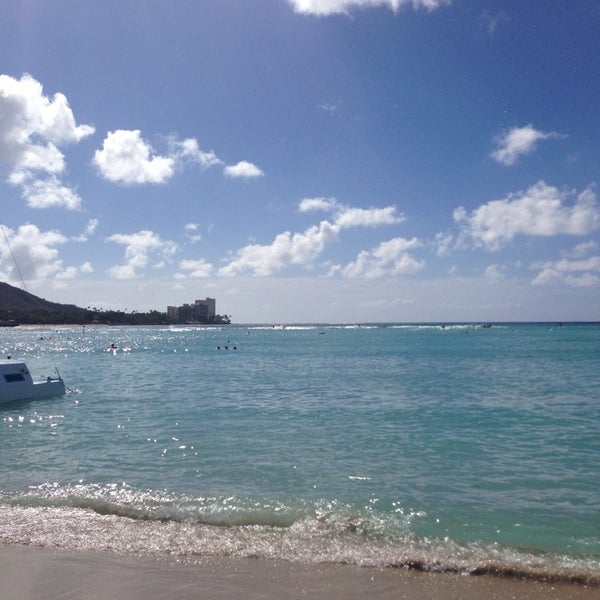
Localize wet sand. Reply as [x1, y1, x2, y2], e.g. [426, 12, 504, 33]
[1, 545, 598, 600]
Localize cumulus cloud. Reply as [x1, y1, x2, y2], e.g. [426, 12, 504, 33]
[532, 256, 600, 288]
[491, 124, 563, 166]
[106, 230, 177, 279]
[176, 258, 214, 278]
[218, 201, 404, 276]
[0, 73, 94, 209]
[299, 196, 404, 227]
[94, 130, 260, 184]
[0, 223, 68, 282]
[224, 160, 264, 179]
[433, 231, 456, 257]
[454, 181, 600, 251]
[72, 218, 100, 242]
[169, 137, 222, 170]
[219, 220, 339, 276]
[184, 222, 202, 243]
[289, 0, 450, 16]
[54, 266, 78, 280]
[298, 197, 338, 212]
[532, 241, 600, 287]
[562, 240, 598, 258]
[21, 175, 82, 209]
[337, 237, 424, 278]
[93, 130, 175, 185]
[336, 206, 402, 228]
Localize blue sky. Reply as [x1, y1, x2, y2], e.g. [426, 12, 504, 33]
[1, 0, 599, 323]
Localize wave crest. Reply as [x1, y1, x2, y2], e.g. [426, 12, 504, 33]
[0, 483, 598, 586]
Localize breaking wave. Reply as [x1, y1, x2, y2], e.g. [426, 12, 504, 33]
[1, 483, 598, 587]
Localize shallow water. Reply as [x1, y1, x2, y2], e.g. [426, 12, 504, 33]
[1, 323, 599, 584]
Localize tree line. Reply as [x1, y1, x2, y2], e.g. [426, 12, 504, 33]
[0, 307, 231, 326]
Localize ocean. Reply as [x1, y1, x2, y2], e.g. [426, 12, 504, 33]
[0, 323, 598, 585]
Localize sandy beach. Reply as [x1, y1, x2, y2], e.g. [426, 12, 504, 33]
[0, 545, 597, 600]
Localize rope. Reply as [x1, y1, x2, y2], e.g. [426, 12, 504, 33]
[1, 224, 28, 293]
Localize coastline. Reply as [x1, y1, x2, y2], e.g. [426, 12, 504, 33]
[1, 545, 597, 600]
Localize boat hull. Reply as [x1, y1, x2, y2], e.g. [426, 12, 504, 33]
[0, 360, 66, 405]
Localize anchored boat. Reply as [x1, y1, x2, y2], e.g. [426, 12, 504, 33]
[0, 359, 65, 405]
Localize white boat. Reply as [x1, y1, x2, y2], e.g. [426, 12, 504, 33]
[0, 359, 66, 405]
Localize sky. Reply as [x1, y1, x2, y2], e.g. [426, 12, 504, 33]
[1, 0, 599, 323]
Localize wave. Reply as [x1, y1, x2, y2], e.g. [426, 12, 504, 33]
[1, 483, 598, 587]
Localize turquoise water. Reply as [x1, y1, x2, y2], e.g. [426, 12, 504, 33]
[0, 323, 599, 583]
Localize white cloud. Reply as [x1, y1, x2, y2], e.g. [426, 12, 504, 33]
[184, 222, 202, 243]
[21, 175, 83, 209]
[176, 258, 214, 278]
[532, 253, 600, 288]
[433, 231, 455, 256]
[7, 143, 66, 185]
[0, 223, 68, 282]
[454, 181, 600, 251]
[335, 205, 403, 228]
[169, 137, 222, 170]
[218, 201, 404, 277]
[55, 266, 79, 280]
[561, 240, 597, 258]
[218, 220, 339, 276]
[73, 218, 100, 242]
[491, 124, 563, 166]
[338, 236, 423, 278]
[289, 0, 450, 16]
[299, 197, 404, 227]
[224, 160, 264, 179]
[93, 130, 175, 185]
[0, 73, 94, 208]
[298, 196, 338, 213]
[106, 230, 177, 279]
[93, 131, 262, 184]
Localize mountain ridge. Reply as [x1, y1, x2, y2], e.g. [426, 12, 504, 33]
[0, 281, 82, 313]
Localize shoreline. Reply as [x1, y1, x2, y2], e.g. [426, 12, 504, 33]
[1, 545, 598, 600]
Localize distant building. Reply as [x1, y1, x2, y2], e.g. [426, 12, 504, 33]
[167, 297, 217, 323]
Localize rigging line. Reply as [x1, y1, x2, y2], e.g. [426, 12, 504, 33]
[1, 223, 28, 293]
